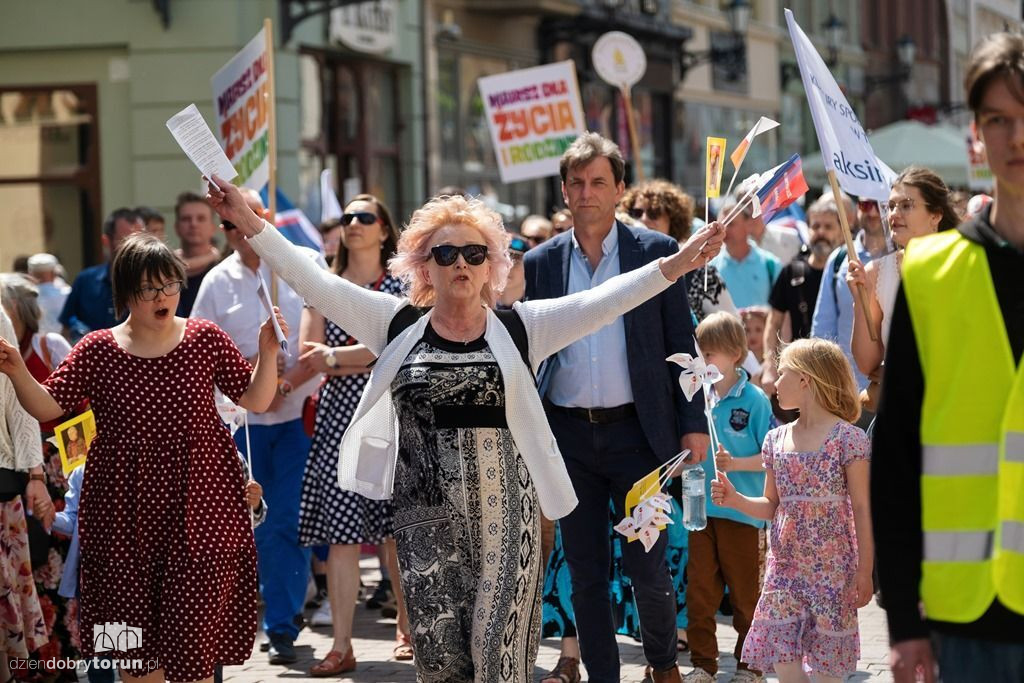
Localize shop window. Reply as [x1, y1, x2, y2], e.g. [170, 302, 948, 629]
[0, 85, 100, 276]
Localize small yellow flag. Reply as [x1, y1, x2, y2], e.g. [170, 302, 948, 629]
[705, 136, 727, 199]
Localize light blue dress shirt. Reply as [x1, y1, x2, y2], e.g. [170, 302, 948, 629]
[810, 233, 875, 391]
[710, 241, 781, 309]
[547, 227, 634, 408]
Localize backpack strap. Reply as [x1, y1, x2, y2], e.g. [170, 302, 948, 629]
[830, 246, 848, 311]
[385, 304, 531, 373]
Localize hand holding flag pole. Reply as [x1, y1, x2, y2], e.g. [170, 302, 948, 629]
[827, 169, 878, 342]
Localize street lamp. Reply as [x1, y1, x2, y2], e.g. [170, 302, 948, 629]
[679, 0, 751, 81]
[822, 12, 845, 67]
[865, 34, 917, 89]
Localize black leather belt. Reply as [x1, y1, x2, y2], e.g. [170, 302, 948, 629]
[545, 401, 637, 424]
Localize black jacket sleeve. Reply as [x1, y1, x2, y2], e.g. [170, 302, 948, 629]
[871, 283, 928, 643]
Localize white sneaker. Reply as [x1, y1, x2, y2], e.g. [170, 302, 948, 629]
[730, 671, 763, 683]
[681, 670, 715, 683]
[310, 600, 333, 627]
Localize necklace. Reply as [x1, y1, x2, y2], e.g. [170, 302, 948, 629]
[434, 313, 485, 345]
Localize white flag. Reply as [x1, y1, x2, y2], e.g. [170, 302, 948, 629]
[785, 9, 891, 201]
[730, 116, 780, 169]
[320, 169, 343, 224]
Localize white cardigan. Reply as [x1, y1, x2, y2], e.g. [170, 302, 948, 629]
[0, 310, 41, 471]
[248, 225, 675, 519]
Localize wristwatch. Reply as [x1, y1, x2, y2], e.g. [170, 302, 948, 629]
[277, 379, 294, 398]
[325, 349, 339, 369]
[29, 473, 46, 483]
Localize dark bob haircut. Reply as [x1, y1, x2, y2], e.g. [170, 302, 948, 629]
[111, 233, 187, 317]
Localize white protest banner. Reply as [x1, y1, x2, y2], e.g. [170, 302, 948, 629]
[211, 28, 271, 191]
[785, 9, 890, 201]
[478, 61, 586, 184]
[165, 104, 237, 188]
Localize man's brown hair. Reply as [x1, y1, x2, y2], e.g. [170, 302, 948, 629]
[559, 132, 626, 185]
[965, 32, 1024, 116]
[174, 191, 213, 222]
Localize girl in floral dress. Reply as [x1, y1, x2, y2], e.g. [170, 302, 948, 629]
[712, 338, 873, 682]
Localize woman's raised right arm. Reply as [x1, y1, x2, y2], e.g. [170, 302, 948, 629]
[207, 177, 403, 355]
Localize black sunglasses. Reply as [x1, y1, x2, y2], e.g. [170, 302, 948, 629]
[628, 206, 662, 220]
[430, 244, 488, 266]
[341, 212, 378, 226]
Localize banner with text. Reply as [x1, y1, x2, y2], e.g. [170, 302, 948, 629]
[211, 28, 270, 190]
[786, 10, 891, 201]
[478, 61, 586, 184]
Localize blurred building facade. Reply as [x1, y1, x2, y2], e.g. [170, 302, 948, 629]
[0, 0, 425, 275]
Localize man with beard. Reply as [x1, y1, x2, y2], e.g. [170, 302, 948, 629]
[760, 193, 844, 395]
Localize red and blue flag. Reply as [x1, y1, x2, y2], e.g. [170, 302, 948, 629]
[258, 186, 324, 253]
[756, 153, 809, 223]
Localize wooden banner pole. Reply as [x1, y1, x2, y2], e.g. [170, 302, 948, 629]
[622, 85, 645, 183]
[827, 170, 878, 342]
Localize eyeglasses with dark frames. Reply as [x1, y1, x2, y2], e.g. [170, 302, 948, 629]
[137, 281, 184, 301]
[430, 244, 489, 266]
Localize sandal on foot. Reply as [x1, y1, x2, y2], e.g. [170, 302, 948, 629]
[541, 656, 581, 683]
[393, 634, 414, 661]
[310, 649, 356, 676]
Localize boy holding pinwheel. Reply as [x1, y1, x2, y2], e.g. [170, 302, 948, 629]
[683, 311, 774, 683]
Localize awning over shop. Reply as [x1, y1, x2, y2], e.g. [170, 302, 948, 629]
[802, 119, 970, 191]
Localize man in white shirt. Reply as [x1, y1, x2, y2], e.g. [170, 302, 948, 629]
[27, 253, 70, 336]
[191, 188, 324, 665]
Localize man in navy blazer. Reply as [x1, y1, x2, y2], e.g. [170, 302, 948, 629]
[525, 133, 710, 683]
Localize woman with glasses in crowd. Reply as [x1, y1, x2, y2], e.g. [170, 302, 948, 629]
[206, 175, 724, 682]
[0, 234, 287, 683]
[846, 167, 959, 400]
[296, 195, 411, 676]
[620, 179, 738, 322]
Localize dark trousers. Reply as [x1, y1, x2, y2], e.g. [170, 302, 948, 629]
[547, 408, 677, 683]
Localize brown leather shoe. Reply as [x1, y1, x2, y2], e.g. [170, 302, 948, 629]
[309, 648, 356, 676]
[650, 664, 682, 683]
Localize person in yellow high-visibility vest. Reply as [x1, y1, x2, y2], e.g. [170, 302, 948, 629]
[872, 33, 1024, 683]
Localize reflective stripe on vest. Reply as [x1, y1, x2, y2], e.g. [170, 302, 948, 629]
[924, 530, 992, 562]
[923, 444, 999, 476]
[903, 230, 1024, 621]
[1007, 432, 1024, 463]
[1004, 521, 1024, 555]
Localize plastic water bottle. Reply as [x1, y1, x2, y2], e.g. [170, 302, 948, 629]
[682, 464, 707, 531]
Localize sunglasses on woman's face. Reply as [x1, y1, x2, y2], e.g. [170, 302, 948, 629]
[341, 211, 378, 226]
[628, 206, 662, 220]
[430, 244, 488, 266]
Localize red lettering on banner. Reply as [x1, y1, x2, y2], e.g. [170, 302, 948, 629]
[496, 100, 577, 142]
[221, 81, 269, 160]
[541, 80, 568, 97]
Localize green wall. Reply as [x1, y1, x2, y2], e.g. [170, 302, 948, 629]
[0, 0, 424, 252]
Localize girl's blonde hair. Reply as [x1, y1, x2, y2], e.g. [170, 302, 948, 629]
[696, 311, 747, 367]
[778, 338, 861, 423]
[389, 195, 512, 307]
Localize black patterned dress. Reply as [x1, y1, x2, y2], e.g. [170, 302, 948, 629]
[298, 274, 403, 546]
[390, 325, 542, 683]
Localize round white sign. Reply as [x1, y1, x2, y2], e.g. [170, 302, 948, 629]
[329, 0, 397, 55]
[592, 31, 647, 88]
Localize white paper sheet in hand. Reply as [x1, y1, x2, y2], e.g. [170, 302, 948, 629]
[165, 104, 237, 189]
[255, 271, 289, 353]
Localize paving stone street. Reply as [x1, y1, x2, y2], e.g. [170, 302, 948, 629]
[223, 557, 895, 683]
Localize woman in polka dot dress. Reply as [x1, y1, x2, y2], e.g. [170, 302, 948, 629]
[296, 195, 408, 675]
[0, 234, 288, 683]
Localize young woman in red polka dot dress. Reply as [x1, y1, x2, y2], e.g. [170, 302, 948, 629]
[0, 234, 288, 683]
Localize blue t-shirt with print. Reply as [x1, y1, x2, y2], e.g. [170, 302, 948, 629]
[701, 368, 774, 528]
